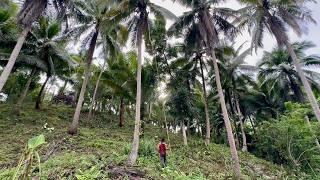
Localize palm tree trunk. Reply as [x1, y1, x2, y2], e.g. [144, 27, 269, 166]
[42, 76, 53, 102]
[119, 97, 125, 127]
[73, 86, 80, 108]
[286, 41, 320, 123]
[239, 119, 247, 152]
[236, 99, 248, 152]
[148, 102, 152, 121]
[182, 121, 188, 146]
[210, 50, 241, 178]
[88, 61, 106, 121]
[187, 119, 190, 136]
[232, 119, 240, 149]
[45, 81, 53, 101]
[288, 75, 305, 103]
[305, 116, 320, 151]
[15, 68, 36, 111]
[163, 106, 171, 152]
[128, 34, 143, 165]
[35, 75, 50, 109]
[59, 80, 67, 95]
[140, 104, 145, 138]
[200, 58, 211, 145]
[68, 25, 99, 135]
[0, 28, 30, 92]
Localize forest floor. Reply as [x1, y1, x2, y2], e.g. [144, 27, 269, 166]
[0, 103, 295, 179]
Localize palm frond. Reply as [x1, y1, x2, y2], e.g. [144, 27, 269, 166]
[17, 0, 47, 27]
[167, 10, 195, 37]
[148, 2, 178, 21]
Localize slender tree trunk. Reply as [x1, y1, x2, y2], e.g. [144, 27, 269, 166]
[35, 75, 50, 109]
[148, 102, 152, 121]
[42, 77, 53, 102]
[249, 116, 257, 135]
[199, 125, 203, 137]
[0, 28, 30, 92]
[210, 50, 241, 178]
[68, 25, 99, 135]
[239, 119, 247, 152]
[200, 58, 211, 145]
[59, 80, 68, 95]
[72, 87, 79, 108]
[187, 119, 190, 136]
[236, 99, 248, 152]
[88, 61, 106, 121]
[286, 41, 320, 123]
[233, 119, 240, 149]
[15, 68, 36, 111]
[287, 75, 304, 102]
[305, 116, 320, 151]
[163, 106, 171, 152]
[182, 121, 188, 146]
[45, 80, 53, 99]
[164, 54, 173, 77]
[119, 97, 125, 127]
[140, 104, 145, 138]
[128, 34, 143, 165]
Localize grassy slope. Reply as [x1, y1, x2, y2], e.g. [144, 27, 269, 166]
[0, 103, 293, 179]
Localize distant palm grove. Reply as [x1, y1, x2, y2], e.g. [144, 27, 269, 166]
[1, 0, 320, 179]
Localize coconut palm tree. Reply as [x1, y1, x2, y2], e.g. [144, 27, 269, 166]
[178, 23, 212, 145]
[87, 61, 107, 120]
[169, 0, 241, 177]
[199, 55, 212, 145]
[111, 0, 176, 165]
[28, 16, 75, 109]
[1, 16, 75, 110]
[258, 41, 320, 104]
[152, 100, 172, 151]
[140, 59, 159, 127]
[102, 52, 136, 127]
[146, 14, 179, 78]
[0, 1, 18, 43]
[170, 48, 212, 145]
[237, 0, 320, 124]
[15, 68, 37, 110]
[87, 24, 128, 121]
[67, 0, 122, 134]
[0, 55, 40, 108]
[0, 0, 67, 92]
[211, 43, 255, 152]
[167, 69, 195, 146]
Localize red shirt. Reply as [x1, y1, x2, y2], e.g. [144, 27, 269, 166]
[158, 142, 167, 155]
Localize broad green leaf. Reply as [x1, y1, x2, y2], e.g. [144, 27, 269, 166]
[27, 134, 46, 150]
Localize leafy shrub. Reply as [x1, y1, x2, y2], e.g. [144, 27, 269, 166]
[75, 166, 101, 180]
[41, 152, 99, 179]
[138, 139, 156, 157]
[0, 169, 15, 179]
[254, 102, 320, 175]
[161, 166, 206, 180]
[122, 142, 131, 155]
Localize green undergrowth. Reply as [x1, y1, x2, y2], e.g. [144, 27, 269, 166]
[0, 103, 303, 179]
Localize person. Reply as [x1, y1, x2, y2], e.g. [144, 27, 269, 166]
[158, 138, 168, 167]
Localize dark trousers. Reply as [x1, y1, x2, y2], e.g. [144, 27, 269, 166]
[160, 154, 167, 167]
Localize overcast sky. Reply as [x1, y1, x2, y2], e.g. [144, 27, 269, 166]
[151, 0, 320, 65]
[47, 0, 320, 93]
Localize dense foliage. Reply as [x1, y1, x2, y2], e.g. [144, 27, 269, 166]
[254, 102, 320, 175]
[1, 0, 320, 179]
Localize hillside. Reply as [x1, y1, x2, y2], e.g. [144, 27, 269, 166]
[0, 103, 292, 179]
